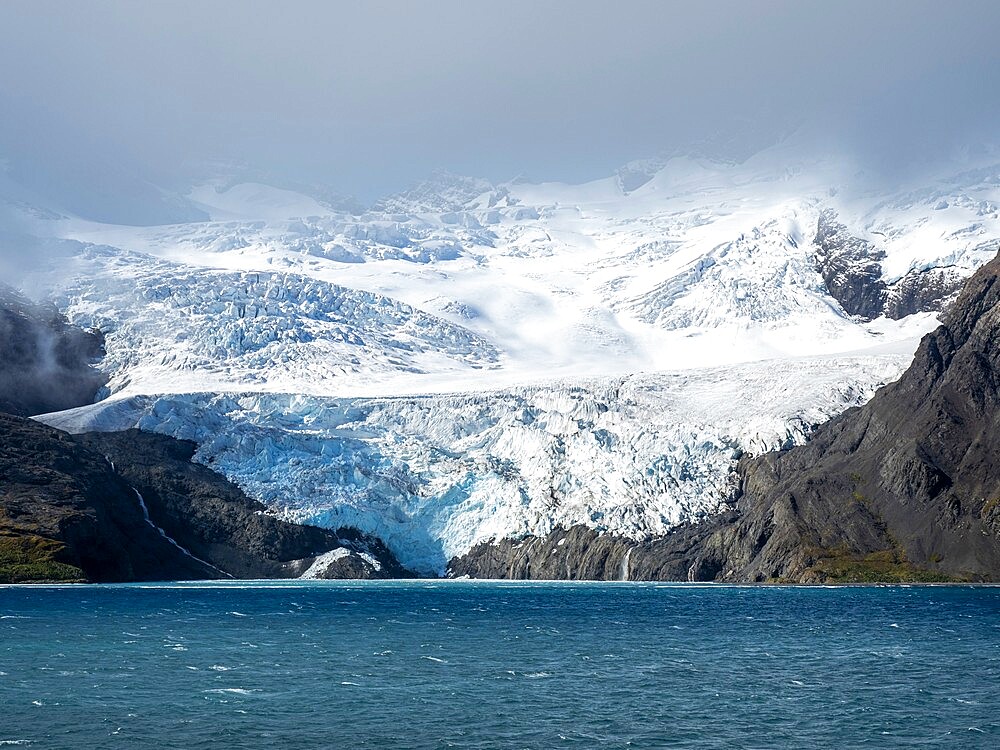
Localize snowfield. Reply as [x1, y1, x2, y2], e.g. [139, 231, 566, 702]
[53, 247, 501, 397]
[11, 139, 1000, 571]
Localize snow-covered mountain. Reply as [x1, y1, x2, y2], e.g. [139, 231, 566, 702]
[8, 139, 1000, 573]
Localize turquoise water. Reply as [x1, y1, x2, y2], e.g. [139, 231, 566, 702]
[1, 582, 998, 749]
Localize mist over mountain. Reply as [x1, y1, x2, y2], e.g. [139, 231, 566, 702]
[2, 0, 999, 221]
[0, 284, 107, 416]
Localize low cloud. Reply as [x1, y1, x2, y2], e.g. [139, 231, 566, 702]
[0, 0, 997, 210]
[0, 285, 107, 416]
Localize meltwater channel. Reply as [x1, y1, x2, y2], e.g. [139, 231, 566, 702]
[2, 581, 998, 749]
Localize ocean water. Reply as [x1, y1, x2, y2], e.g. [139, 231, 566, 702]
[1, 582, 998, 749]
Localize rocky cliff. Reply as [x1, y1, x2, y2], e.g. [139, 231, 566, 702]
[814, 210, 965, 321]
[0, 413, 213, 582]
[451, 253, 1000, 582]
[0, 415, 411, 582]
[77, 429, 412, 580]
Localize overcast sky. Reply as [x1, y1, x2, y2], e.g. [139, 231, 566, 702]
[1, 0, 999, 213]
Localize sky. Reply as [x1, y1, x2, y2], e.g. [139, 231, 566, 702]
[1, 0, 999, 219]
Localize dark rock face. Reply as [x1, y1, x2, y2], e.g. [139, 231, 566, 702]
[449, 523, 713, 582]
[813, 210, 963, 321]
[0, 413, 213, 582]
[0, 415, 412, 582]
[718, 250, 1000, 582]
[451, 525, 633, 580]
[451, 253, 1000, 582]
[722, 250, 1000, 582]
[0, 285, 107, 417]
[883, 266, 965, 320]
[814, 209, 888, 320]
[75, 430, 412, 580]
[450, 519, 760, 583]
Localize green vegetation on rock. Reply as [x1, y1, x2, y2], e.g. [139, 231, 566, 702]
[802, 547, 962, 584]
[0, 533, 85, 583]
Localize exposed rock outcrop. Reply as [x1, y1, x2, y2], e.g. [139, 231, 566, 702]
[0, 413, 213, 582]
[717, 249, 1000, 581]
[449, 523, 715, 581]
[76, 429, 412, 580]
[882, 266, 965, 320]
[0, 415, 413, 582]
[814, 209, 889, 320]
[451, 252, 1000, 582]
[814, 210, 964, 321]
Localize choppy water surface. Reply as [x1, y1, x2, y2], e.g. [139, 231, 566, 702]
[1, 582, 998, 749]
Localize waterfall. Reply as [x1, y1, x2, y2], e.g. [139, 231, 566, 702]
[619, 547, 633, 581]
[133, 489, 232, 578]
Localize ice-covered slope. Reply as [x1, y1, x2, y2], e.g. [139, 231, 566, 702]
[52, 247, 500, 397]
[35, 143, 998, 393]
[41, 356, 904, 574]
[10, 140, 1000, 572]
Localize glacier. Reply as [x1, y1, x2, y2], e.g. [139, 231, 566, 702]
[42, 356, 904, 574]
[10, 138, 1000, 573]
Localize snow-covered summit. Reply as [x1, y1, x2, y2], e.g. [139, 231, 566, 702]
[373, 170, 513, 215]
[32, 141, 998, 395]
